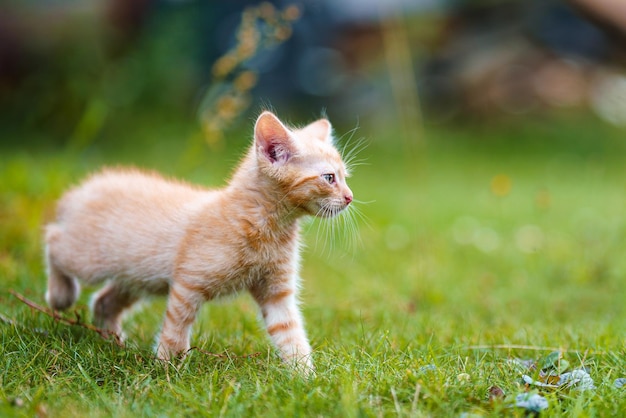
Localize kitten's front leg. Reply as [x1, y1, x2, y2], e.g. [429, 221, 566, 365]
[251, 284, 313, 374]
[156, 282, 204, 361]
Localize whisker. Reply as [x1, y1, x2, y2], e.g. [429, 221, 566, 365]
[338, 118, 360, 154]
[353, 198, 375, 205]
[344, 206, 363, 253]
[342, 136, 369, 170]
[343, 136, 368, 161]
[351, 205, 370, 224]
[333, 118, 370, 174]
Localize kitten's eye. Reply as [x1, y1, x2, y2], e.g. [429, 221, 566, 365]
[322, 173, 335, 184]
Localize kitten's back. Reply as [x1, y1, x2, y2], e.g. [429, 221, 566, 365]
[48, 168, 213, 286]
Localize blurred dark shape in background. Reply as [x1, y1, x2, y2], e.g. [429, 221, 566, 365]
[420, 0, 626, 124]
[1, 0, 625, 147]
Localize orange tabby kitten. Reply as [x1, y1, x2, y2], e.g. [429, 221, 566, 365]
[44, 111, 353, 373]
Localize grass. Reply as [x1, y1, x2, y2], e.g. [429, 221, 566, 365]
[1, 113, 626, 416]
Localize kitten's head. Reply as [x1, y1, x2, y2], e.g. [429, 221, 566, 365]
[254, 111, 353, 218]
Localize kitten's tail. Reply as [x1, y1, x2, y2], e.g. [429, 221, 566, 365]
[45, 224, 79, 310]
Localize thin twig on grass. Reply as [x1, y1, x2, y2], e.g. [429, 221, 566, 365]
[9, 290, 263, 360]
[8, 289, 123, 346]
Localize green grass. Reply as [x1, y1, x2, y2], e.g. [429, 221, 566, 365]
[1, 114, 626, 416]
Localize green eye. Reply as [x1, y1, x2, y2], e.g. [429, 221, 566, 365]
[322, 173, 335, 184]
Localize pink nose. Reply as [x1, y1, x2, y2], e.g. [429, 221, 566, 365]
[345, 194, 353, 205]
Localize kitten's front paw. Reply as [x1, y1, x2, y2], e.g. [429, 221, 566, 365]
[156, 344, 171, 361]
[284, 353, 315, 377]
[155, 343, 189, 362]
[296, 357, 315, 378]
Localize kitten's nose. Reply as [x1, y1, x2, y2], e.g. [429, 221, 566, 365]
[344, 194, 353, 205]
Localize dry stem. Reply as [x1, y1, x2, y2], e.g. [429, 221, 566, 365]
[9, 289, 123, 346]
[8, 289, 262, 359]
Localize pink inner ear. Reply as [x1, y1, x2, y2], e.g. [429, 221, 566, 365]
[255, 112, 292, 164]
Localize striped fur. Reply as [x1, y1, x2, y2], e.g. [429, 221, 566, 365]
[44, 111, 353, 374]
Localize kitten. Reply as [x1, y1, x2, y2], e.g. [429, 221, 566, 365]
[44, 111, 353, 373]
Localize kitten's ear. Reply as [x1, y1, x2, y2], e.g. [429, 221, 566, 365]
[302, 118, 333, 143]
[255, 111, 294, 165]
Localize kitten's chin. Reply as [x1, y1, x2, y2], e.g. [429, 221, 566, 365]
[312, 204, 347, 219]
[314, 212, 335, 219]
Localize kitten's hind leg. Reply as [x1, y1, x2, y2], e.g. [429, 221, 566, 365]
[91, 282, 139, 339]
[45, 244, 79, 311]
[156, 282, 204, 361]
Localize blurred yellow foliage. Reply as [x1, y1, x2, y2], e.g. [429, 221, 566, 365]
[199, 2, 300, 147]
[490, 174, 512, 197]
